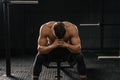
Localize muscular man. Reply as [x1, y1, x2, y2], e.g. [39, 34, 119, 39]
[33, 21, 87, 80]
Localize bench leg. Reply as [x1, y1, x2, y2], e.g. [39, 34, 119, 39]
[55, 62, 62, 80]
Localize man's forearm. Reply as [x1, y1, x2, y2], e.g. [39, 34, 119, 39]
[37, 45, 56, 54]
[66, 44, 81, 54]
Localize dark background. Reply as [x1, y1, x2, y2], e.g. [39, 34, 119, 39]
[0, 0, 120, 57]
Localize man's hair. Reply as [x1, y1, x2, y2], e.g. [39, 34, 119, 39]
[53, 22, 66, 39]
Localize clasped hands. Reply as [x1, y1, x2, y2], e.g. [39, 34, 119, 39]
[52, 39, 69, 48]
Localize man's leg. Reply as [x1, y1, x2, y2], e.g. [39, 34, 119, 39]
[75, 54, 88, 80]
[32, 48, 62, 80]
[32, 53, 45, 80]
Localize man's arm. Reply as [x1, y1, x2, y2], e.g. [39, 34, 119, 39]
[62, 23, 81, 54]
[66, 33, 81, 54]
[37, 25, 56, 54]
[66, 39, 81, 53]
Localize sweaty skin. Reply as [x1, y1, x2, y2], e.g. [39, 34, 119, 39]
[37, 21, 81, 54]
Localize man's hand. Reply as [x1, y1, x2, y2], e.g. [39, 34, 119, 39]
[52, 39, 68, 48]
[59, 41, 69, 48]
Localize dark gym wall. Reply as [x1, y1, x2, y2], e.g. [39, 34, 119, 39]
[0, 0, 120, 56]
[103, 0, 120, 49]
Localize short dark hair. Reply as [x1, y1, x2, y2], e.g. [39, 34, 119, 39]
[53, 22, 66, 39]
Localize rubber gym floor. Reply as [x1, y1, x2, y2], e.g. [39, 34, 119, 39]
[0, 52, 120, 80]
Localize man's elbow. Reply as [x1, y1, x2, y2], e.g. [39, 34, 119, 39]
[76, 48, 81, 53]
[37, 46, 44, 54]
[70, 46, 81, 54]
[76, 45, 81, 53]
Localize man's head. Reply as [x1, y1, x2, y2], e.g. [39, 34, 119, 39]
[52, 22, 66, 39]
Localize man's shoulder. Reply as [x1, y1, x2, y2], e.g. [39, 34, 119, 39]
[63, 21, 78, 29]
[40, 21, 56, 29]
[63, 21, 76, 27]
[62, 21, 73, 24]
[62, 21, 79, 35]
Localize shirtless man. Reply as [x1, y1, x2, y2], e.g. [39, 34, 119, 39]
[33, 21, 87, 80]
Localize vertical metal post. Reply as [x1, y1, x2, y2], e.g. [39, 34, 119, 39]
[2, 0, 11, 76]
[57, 62, 61, 80]
[55, 61, 62, 80]
[2, 0, 38, 77]
[100, 0, 104, 53]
